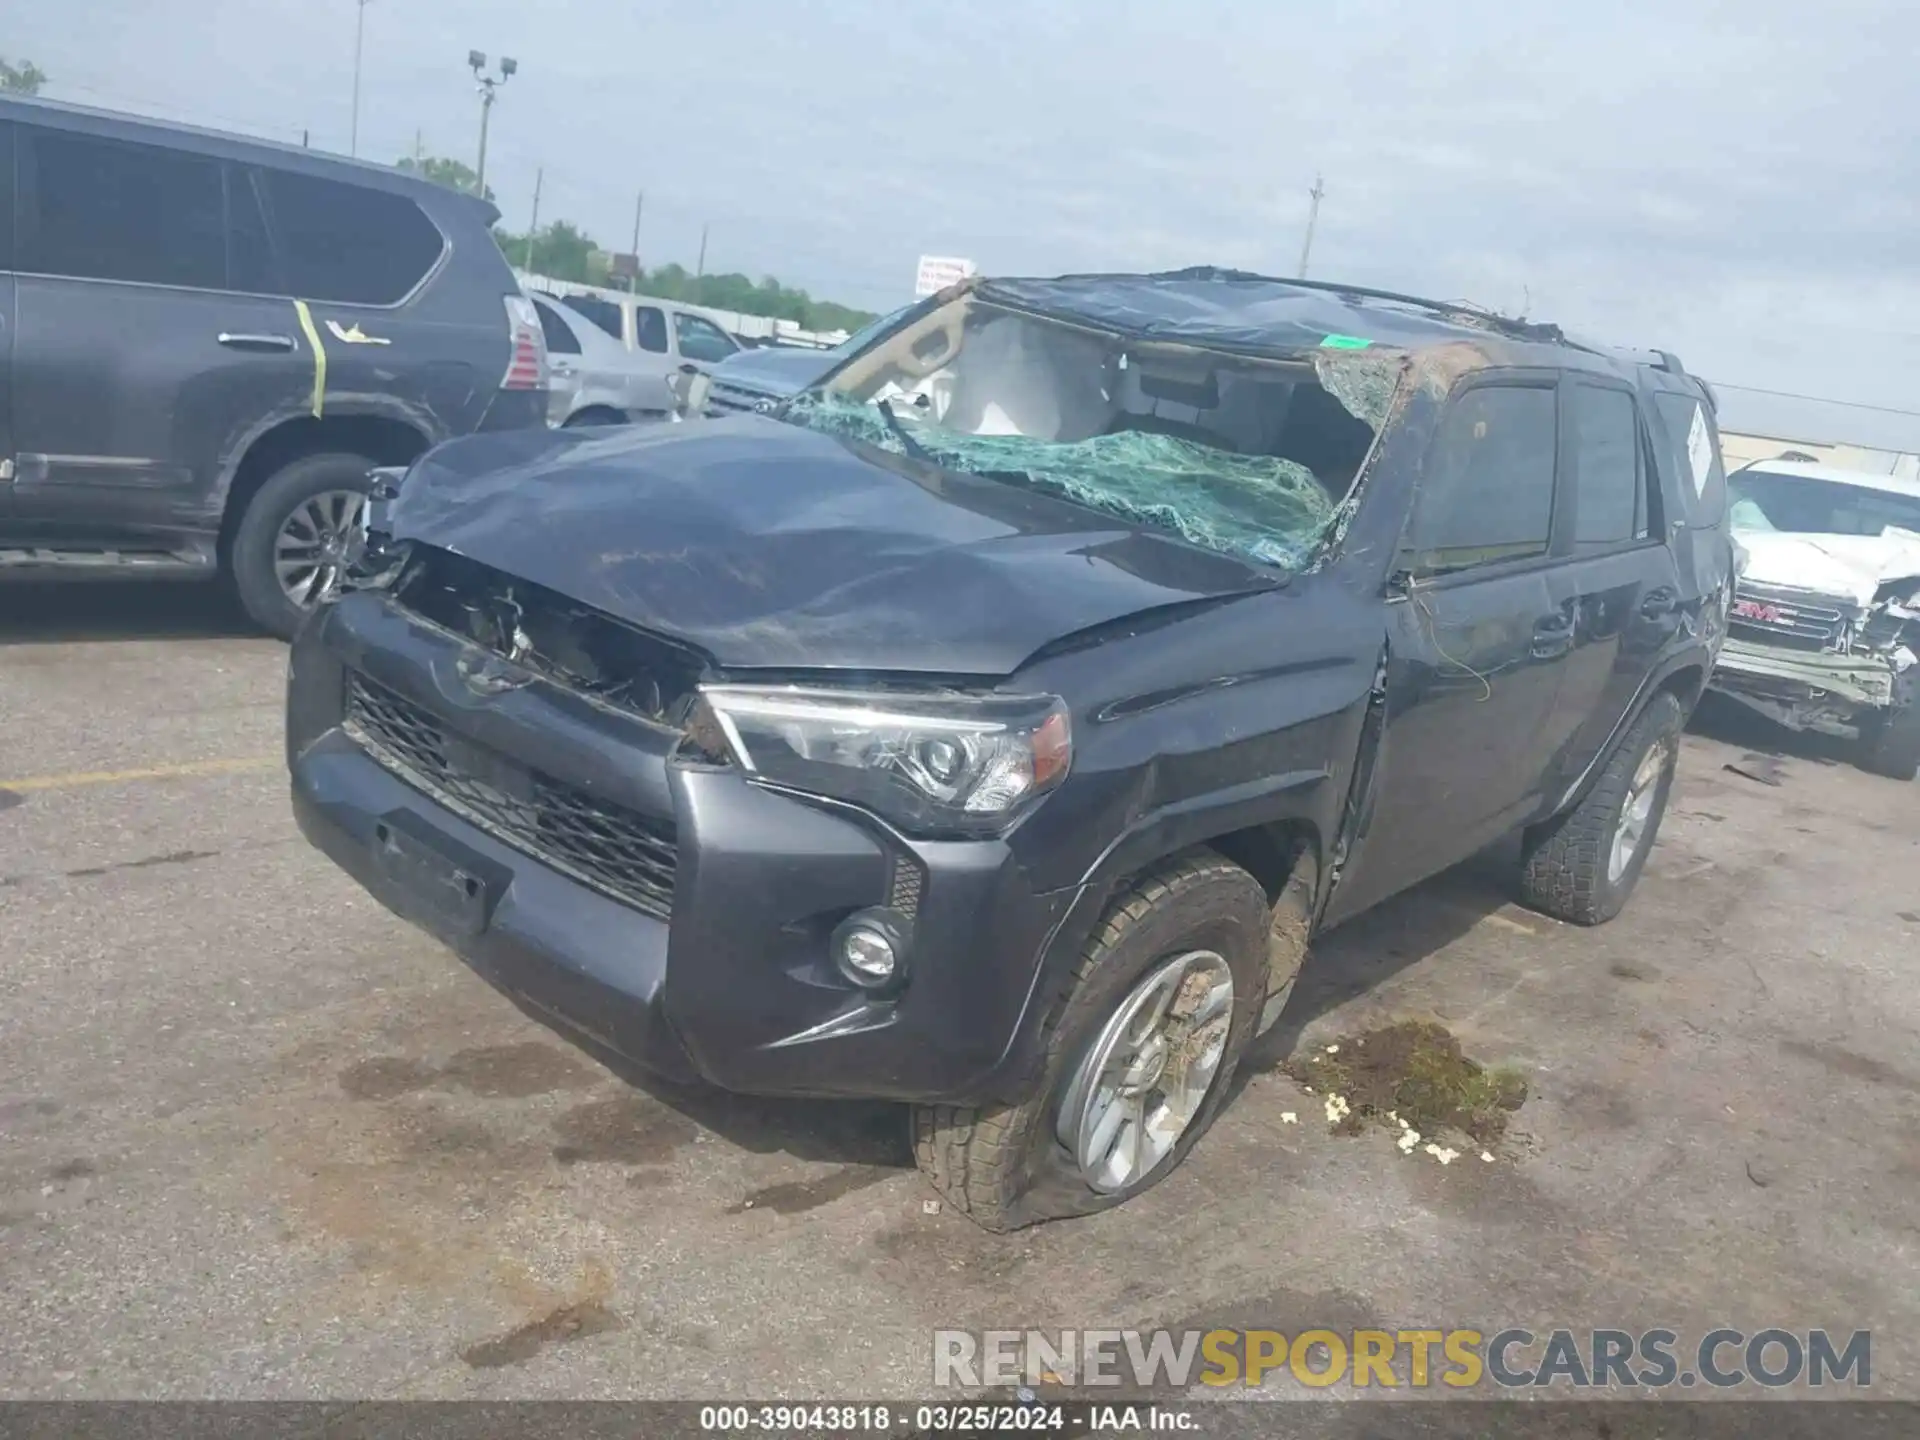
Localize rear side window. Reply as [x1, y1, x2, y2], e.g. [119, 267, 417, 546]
[674, 312, 738, 363]
[562, 294, 625, 341]
[1409, 384, 1559, 576]
[258, 169, 443, 304]
[1570, 383, 1647, 550]
[635, 306, 669, 354]
[0, 123, 13, 271]
[532, 298, 582, 355]
[1653, 390, 1726, 526]
[18, 127, 226, 290]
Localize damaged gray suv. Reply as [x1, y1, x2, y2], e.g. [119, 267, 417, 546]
[288, 269, 1733, 1229]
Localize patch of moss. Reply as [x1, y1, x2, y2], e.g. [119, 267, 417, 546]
[1283, 1020, 1528, 1147]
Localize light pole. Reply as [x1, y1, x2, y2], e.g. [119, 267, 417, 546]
[1297, 173, 1326, 279]
[349, 0, 372, 157]
[468, 50, 516, 197]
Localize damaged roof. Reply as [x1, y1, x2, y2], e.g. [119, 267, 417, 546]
[973, 267, 1575, 361]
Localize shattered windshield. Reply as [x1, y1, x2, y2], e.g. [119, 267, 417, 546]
[1730, 469, 1920, 538]
[780, 294, 1396, 570]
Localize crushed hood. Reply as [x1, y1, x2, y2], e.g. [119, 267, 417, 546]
[1735, 528, 1920, 607]
[384, 417, 1280, 675]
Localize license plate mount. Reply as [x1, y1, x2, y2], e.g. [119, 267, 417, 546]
[371, 813, 495, 939]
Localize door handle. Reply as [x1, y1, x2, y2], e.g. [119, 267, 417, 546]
[217, 332, 297, 352]
[1531, 610, 1574, 659]
[1640, 587, 1678, 620]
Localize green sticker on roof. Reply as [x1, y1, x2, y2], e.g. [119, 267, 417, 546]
[1319, 333, 1373, 350]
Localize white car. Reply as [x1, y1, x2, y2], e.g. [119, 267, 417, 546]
[530, 294, 685, 426]
[545, 290, 742, 370]
[1711, 459, 1920, 778]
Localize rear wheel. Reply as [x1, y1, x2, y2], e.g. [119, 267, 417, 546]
[911, 851, 1269, 1232]
[229, 452, 375, 639]
[1518, 691, 1683, 926]
[1858, 702, 1920, 781]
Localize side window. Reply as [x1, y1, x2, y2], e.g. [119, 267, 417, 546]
[18, 127, 226, 290]
[0, 123, 13, 271]
[1570, 383, 1646, 551]
[1409, 384, 1558, 576]
[635, 306, 669, 354]
[1652, 390, 1725, 526]
[674, 312, 738, 363]
[224, 166, 278, 295]
[561, 294, 625, 341]
[258, 169, 443, 304]
[532, 298, 582, 355]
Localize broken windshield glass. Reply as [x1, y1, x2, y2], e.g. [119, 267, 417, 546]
[780, 293, 1392, 571]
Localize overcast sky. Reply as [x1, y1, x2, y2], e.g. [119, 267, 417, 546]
[12, 0, 1919, 440]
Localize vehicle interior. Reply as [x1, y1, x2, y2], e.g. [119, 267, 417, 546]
[825, 296, 1386, 508]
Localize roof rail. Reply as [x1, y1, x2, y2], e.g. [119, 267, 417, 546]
[1148, 266, 1571, 346]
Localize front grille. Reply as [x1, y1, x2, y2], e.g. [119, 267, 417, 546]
[705, 382, 777, 416]
[1728, 580, 1854, 651]
[345, 674, 676, 919]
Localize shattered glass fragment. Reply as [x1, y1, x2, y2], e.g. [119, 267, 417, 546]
[1312, 350, 1404, 430]
[785, 394, 1336, 571]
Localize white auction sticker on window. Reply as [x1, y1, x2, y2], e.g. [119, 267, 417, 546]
[1686, 403, 1714, 497]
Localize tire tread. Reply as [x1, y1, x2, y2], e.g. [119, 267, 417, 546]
[912, 850, 1256, 1231]
[1518, 692, 1683, 927]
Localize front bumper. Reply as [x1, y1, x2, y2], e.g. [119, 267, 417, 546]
[287, 593, 1078, 1103]
[1710, 636, 1896, 712]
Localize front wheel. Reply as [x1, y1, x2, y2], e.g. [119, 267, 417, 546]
[229, 452, 377, 639]
[1857, 701, 1920, 781]
[911, 851, 1270, 1232]
[1518, 691, 1683, 926]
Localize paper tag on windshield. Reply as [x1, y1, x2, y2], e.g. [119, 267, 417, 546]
[1686, 404, 1713, 497]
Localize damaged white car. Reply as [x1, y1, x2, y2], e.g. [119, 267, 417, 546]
[1710, 459, 1920, 779]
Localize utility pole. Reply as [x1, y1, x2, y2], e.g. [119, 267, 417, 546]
[350, 0, 372, 157]
[524, 167, 543, 274]
[628, 191, 644, 294]
[412, 128, 423, 163]
[1297, 173, 1325, 279]
[467, 50, 516, 196]
[695, 222, 708, 278]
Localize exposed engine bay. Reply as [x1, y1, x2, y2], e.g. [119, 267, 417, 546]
[387, 543, 709, 732]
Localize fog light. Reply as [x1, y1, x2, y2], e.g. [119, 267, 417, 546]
[831, 907, 913, 991]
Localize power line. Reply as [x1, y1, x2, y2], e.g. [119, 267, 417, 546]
[1707, 381, 1920, 421]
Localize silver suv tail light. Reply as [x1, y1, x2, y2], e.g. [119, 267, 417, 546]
[500, 295, 547, 391]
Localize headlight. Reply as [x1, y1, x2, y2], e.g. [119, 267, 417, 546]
[696, 685, 1071, 837]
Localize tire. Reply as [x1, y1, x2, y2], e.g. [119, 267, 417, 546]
[912, 850, 1270, 1232]
[229, 452, 377, 640]
[1518, 691, 1684, 926]
[1858, 704, 1920, 781]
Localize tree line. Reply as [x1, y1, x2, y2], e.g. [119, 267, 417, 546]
[398, 155, 877, 334]
[2, 56, 48, 94]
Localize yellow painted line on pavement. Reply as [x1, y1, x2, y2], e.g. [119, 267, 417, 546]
[0, 756, 277, 794]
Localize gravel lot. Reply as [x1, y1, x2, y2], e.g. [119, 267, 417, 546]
[3, 580, 1917, 1402]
